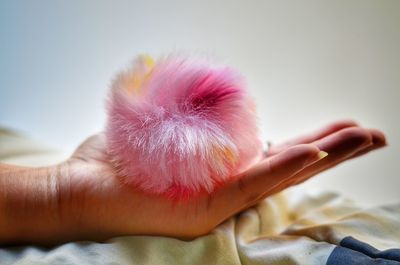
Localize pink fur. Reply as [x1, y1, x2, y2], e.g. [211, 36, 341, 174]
[105, 54, 263, 199]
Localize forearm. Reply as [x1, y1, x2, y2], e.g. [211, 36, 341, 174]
[0, 163, 66, 245]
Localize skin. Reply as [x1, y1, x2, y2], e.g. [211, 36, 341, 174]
[0, 120, 387, 246]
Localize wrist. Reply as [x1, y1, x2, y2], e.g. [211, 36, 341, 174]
[0, 164, 64, 245]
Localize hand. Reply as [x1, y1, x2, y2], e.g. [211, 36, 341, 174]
[54, 119, 386, 243]
[0, 120, 387, 245]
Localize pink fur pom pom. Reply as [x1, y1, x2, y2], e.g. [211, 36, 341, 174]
[105, 54, 263, 199]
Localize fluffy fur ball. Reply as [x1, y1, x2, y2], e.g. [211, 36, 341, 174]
[106, 54, 263, 199]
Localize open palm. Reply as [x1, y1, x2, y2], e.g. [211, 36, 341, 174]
[58, 120, 386, 242]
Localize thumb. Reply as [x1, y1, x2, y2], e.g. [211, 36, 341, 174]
[70, 133, 107, 163]
[212, 144, 328, 218]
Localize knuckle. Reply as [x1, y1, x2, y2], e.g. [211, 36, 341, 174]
[237, 179, 263, 206]
[340, 127, 372, 146]
[331, 119, 358, 130]
[235, 178, 261, 208]
[263, 157, 276, 175]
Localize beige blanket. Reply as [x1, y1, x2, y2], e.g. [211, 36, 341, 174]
[1, 128, 399, 265]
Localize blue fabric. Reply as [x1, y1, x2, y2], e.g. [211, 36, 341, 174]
[327, 236, 400, 265]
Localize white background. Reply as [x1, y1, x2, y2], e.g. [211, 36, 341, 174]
[1, 0, 399, 205]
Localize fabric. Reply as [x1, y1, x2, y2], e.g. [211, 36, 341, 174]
[1, 128, 399, 265]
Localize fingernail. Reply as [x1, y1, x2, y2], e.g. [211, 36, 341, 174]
[318, 151, 328, 159]
[304, 151, 328, 167]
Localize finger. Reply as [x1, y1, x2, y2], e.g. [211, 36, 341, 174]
[266, 119, 358, 156]
[275, 127, 374, 188]
[70, 133, 107, 162]
[292, 128, 386, 185]
[348, 128, 387, 159]
[210, 144, 327, 220]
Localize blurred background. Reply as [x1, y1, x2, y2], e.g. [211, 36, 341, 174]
[1, 0, 399, 205]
